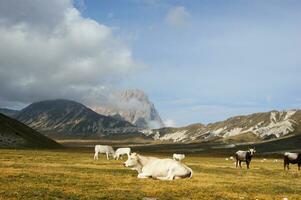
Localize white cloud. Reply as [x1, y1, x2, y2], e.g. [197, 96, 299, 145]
[165, 6, 190, 27]
[0, 0, 142, 108]
[164, 119, 176, 127]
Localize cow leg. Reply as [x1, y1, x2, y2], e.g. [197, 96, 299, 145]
[284, 163, 288, 171]
[156, 176, 174, 181]
[157, 171, 174, 181]
[94, 152, 98, 160]
[236, 160, 238, 168]
[106, 152, 109, 160]
[137, 173, 151, 179]
[246, 161, 250, 169]
[239, 161, 242, 168]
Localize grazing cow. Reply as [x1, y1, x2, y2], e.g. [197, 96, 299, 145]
[114, 147, 131, 160]
[173, 153, 185, 161]
[124, 153, 193, 180]
[235, 148, 256, 169]
[284, 152, 301, 171]
[94, 145, 115, 160]
[229, 156, 234, 160]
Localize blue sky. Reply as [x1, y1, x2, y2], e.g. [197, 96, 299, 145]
[76, 0, 301, 126]
[0, 0, 300, 127]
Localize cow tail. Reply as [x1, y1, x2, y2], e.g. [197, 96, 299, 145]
[188, 166, 193, 179]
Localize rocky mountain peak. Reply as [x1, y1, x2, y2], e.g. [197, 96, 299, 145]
[93, 89, 164, 129]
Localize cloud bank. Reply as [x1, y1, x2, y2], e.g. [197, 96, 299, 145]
[0, 0, 141, 108]
[165, 6, 190, 27]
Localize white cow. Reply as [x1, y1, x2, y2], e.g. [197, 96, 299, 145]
[94, 145, 115, 160]
[124, 153, 193, 181]
[114, 147, 131, 160]
[173, 153, 185, 161]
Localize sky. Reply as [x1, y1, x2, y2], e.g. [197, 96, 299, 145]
[0, 0, 301, 127]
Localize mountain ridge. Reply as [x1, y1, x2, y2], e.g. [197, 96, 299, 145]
[144, 109, 301, 142]
[14, 99, 134, 136]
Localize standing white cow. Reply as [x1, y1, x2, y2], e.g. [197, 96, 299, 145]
[94, 145, 115, 160]
[173, 153, 185, 161]
[124, 153, 193, 180]
[114, 147, 131, 160]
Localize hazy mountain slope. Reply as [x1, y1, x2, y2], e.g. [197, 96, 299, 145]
[145, 110, 301, 142]
[16, 99, 134, 136]
[0, 108, 19, 118]
[93, 89, 164, 128]
[0, 113, 61, 148]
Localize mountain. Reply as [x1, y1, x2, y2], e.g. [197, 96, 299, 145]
[0, 113, 61, 148]
[15, 99, 134, 136]
[0, 108, 19, 118]
[144, 110, 301, 143]
[93, 89, 164, 128]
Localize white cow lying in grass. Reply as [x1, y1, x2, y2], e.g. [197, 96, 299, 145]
[114, 148, 131, 160]
[173, 153, 185, 161]
[94, 145, 115, 160]
[124, 153, 193, 180]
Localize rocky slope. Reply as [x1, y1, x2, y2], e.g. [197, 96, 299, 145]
[93, 89, 164, 128]
[15, 99, 134, 136]
[0, 113, 61, 148]
[0, 108, 19, 118]
[143, 110, 301, 142]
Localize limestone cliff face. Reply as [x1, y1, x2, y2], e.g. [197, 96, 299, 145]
[93, 89, 164, 129]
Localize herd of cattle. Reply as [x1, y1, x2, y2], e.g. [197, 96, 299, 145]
[93, 145, 301, 181]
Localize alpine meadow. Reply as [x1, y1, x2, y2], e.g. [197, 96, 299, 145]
[1, 1, 301, 200]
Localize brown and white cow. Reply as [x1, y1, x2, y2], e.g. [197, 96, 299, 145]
[284, 152, 301, 171]
[235, 148, 256, 169]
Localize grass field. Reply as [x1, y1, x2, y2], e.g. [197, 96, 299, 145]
[0, 149, 301, 200]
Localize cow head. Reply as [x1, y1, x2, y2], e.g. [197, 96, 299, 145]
[124, 152, 139, 168]
[249, 148, 256, 156]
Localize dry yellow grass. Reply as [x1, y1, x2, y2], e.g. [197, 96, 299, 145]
[0, 149, 301, 200]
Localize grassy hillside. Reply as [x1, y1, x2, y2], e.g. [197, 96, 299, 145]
[0, 149, 300, 200]
[0, 113, 62, 148]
